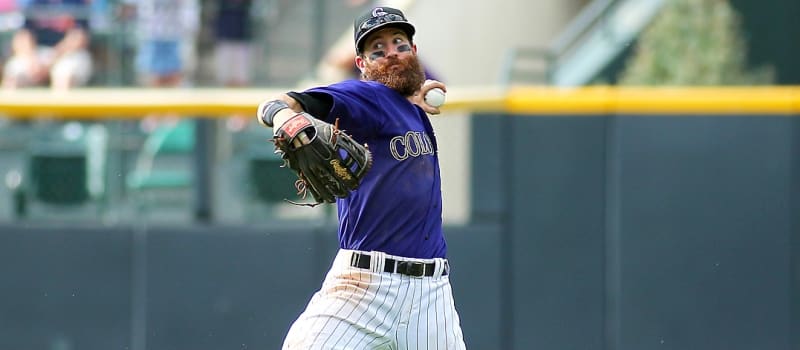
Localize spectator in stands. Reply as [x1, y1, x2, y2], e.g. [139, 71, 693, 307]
[121, 0, 199, 89]
[213, 0, 253, 88]
[120, 0, 199, 133]
[2, 0, 93, 90]
[212, 0, 253, 133]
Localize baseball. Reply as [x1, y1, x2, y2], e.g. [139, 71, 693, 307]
[424, 88, 446, 108]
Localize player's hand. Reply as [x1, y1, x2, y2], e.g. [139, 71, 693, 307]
[409, 79, 447, 115]
[271, 108, 299, 136]
[271, 112, 372, 206]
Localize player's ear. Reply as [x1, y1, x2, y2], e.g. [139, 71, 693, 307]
[355, 55, 366, 71]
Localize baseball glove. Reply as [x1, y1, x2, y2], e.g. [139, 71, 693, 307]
[272, 112, 372, 206]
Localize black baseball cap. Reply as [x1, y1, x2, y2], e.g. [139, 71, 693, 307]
[354, 7, 415, 54]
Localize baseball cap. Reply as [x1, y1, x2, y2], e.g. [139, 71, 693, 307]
[354, 7, 415, 54]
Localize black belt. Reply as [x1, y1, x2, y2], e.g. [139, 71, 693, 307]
[350, 252, 447, 277]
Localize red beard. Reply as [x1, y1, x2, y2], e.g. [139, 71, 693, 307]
[362, 54, 426, 97]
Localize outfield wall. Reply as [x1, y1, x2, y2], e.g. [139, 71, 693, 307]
[0, 87, 797, 349]
[471, 112, 798, 349]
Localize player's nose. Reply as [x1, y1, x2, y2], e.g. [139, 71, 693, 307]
[385, 47, 399, 58]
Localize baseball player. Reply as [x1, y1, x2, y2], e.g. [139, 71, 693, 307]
[256, 6, 467, 349]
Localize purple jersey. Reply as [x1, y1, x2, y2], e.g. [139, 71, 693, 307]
[306, 79, 446, 259]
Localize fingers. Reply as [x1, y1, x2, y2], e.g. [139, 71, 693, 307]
[418, 80, 447, 114]
[408, 87, 444, 115]
[292, 133, 306, 148]
[421, 79, 447, 94]
[418, 80, 446, 114]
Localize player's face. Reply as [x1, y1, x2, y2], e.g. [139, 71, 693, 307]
[357, 29, 426, 97]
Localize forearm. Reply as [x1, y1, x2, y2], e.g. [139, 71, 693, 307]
[257, 94, 306, 130]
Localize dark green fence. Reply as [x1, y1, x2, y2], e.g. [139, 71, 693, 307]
[1, 113, 798, 350]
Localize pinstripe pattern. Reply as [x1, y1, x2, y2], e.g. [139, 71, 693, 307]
[283, 250, 466, 349]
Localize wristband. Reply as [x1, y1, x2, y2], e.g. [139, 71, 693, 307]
[257, 99, 290, 127]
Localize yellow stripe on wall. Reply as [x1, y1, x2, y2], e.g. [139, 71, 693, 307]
[506, 86, 800, 115]
[0, 86, 798, 118]
[0, 88, 278, 118]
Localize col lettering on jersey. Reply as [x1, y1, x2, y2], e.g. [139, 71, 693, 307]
[306, 80, 447, 259]
[389, 131, 435, 161]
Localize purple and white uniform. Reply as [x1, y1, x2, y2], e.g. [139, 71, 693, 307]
[282, 80, 466, 349]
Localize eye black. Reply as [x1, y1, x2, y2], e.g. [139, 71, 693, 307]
[369, 51, 386, 60]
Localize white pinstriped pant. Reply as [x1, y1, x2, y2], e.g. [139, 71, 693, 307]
[282, 249, 467, 349]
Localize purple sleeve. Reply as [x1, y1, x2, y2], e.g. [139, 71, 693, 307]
[305, 80, 383, 140]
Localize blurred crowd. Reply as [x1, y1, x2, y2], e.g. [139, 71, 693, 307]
[0, 0, 255, 90]
[0, 0, 392, 223]
[0, 0, 404, 129]
[0, 0, 396, 91]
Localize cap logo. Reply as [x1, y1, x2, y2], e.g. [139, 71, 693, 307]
[372, 7, 388, 17]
